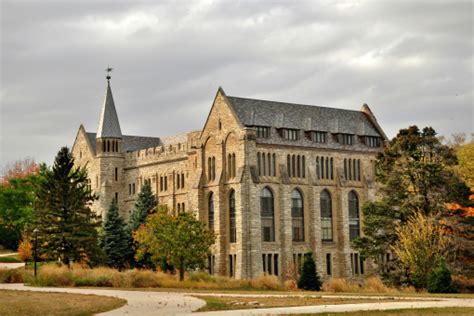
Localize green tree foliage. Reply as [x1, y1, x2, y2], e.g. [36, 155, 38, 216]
[0, 160, 41, 249]
[99, 199, 130, 270]
[427, 259, 457, 293]
[34, 147, 101, 266]
[354, 126, 471, 280]
[127, 182, 157, 268]
[134, 206, 215, 281]
[453, 136, 474, 188]
[297, 252, 321, 291]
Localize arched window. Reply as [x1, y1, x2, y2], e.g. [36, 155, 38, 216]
[208, 192, 214, 231]
[353, 159, 357, 181]
[292, 155, 296, 178]
[261, 187, 275, 242]
[102, 141, 106, 153]
[107, 140, 110, 152]
[228, 154, 232, 178]
[229, 190, 236, 243]
[177, 203, 181, 212]
[320, 190, 333, 241]
[291, 189, 304, 242]
[297, 155, 301, 177]
[181, 173, 185, 188]
[262, 152, 266, 176]
[357, 159, 361, 181]
[344, 158, 348, 179]
[111, 141, 115, 152]
[349, 191, 360, 241]
[330, 158, 334, 180]
[176, 173, 180, 189]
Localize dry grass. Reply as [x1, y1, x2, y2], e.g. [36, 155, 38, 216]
[195, 295, 401, 312]
[321, 276, 417, 294]
[0, 289, 126, 316]
[26, 265, 292, 290]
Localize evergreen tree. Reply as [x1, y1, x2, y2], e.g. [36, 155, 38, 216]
[128, 182, 157, 232]
[34, 147, 100, 266]
[297, 252, 321, 291]
[353, 126, 471, 281]
[427, 259, 457, 293]
[100, 199, 130, 270]
[127, 182, 157, 267]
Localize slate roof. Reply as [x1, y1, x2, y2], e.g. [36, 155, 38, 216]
[226, 96, 381, 137]
[97, 81, 122, 138]
[86, 132, 187, 154]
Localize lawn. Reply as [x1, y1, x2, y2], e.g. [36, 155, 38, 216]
[294, 307, 474, 315]
[0, 255, 22, 263]
[0, 289, 126, 316]
[194, 295, 404, 312]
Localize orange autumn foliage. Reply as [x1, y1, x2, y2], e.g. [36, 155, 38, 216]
[18, 239, 33, 262]
[0, 158, 38, 187]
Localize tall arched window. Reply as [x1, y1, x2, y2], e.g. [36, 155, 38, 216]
[208, 157, 212, 180]
[102, 141, 106, 153]
[257, 153, 261, 176]
[349, 191, 360, 241]
[211, 157, 216, 180]
[287, 155, 291, 177]
[267, 153, 271, 176]
[229, 190, 236, 243]
[232, 153, 236, 178]
[272, 153, 276, 177]
[320, 190, 333, 241]
[291, 189, 304, 242]
[107, 140, 110, 152]
[261, 187, 275, 242]
[208, 192, 214, 231]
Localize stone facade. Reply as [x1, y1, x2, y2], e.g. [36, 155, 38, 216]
[72, 81, 386, 280]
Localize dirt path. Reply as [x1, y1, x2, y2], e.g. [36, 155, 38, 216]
[0, 283, 473, 315]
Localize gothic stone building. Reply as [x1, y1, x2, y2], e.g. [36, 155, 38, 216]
[72, 78, 387, 280]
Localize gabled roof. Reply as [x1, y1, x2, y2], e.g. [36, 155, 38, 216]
[97, 80, 122, 138]
[226, 96, 382, 137]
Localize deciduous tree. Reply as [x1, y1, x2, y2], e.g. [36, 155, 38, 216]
[134, 206, 215, 281]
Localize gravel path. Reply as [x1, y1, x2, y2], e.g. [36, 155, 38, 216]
[1, 283, 473, 315]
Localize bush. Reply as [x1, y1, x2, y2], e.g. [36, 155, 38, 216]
[249, 275, 282, 290]
[297, 252, 321, 291]
[427, 260, 457, 293]
[452, 275, 474, 293]
[0, 268, 26, 283]
[322, 278, 360, 292]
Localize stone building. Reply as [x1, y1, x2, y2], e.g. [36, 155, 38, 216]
[72, 77, 387, 280]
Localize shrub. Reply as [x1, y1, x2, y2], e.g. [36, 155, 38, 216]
[427, 260, 457, 293]
[363, 276, 393, 293]
[321, 278, 360, 293]
[249, 275, 281, 290]
[452, 275, 474, 293]
[0, 268, 26, 283]
[297, 252, 321, 291]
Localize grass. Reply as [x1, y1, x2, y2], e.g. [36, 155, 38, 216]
[0, 255, 22, 263]
[0, 289, 126, 316]
[194, 295, 403, 312]
[294, 307, 474, 315]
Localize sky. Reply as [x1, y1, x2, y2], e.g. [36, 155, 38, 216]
[1, 0, 473, 169]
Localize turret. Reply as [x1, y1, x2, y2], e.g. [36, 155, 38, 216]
[96, 73, 123, 156]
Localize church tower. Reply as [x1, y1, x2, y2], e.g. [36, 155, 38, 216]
[95, 73, 125, 218]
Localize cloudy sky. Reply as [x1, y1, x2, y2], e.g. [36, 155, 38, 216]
[1, 0, 472, 169]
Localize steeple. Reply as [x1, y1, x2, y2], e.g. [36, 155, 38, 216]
[97, 73, 122, 139]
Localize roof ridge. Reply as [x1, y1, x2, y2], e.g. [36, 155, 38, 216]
[227, 95, 363, 113]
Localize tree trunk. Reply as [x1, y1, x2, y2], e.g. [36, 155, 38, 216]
[179, 261, 185, 281]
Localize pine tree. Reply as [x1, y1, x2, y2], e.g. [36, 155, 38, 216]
[127, 182, 157, 268]
[128, 182, 157, 232]
[100, 199, 130, 270]
[297, 252, 321, 291]
[34, 147, 101, 266]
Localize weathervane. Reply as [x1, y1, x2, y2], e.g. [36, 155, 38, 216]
[106, 67, 113, 81]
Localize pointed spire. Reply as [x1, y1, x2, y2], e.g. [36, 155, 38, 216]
[97, 76, 122, 139]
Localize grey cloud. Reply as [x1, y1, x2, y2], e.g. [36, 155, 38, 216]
[1, 0, 472, 169]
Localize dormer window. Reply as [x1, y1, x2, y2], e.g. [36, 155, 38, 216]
[256, 126, 270, 138]
[280, 128, 299, 141]
[365, 136, 381, 148]
[336, 133, 354, 145]
[309, 131, 327, 143]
